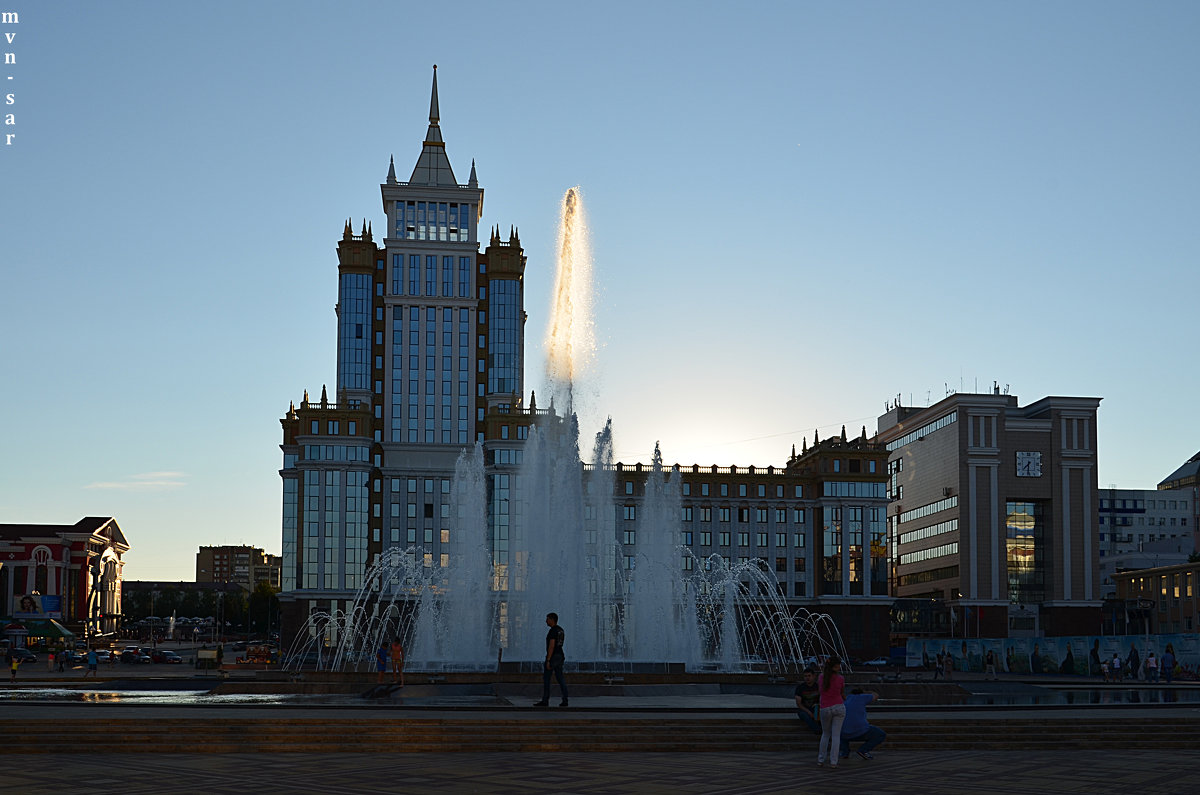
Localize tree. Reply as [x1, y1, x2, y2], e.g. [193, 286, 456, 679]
[248, 581, 281, 637]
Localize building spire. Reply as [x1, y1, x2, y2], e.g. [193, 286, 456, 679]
[429, 64, 440, 125]
[409, 64, 455, 184]
[387, 155, 396, 184]
[468, 158, 478, 188]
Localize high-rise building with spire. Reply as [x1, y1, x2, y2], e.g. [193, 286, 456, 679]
[277, 68, 532, 633]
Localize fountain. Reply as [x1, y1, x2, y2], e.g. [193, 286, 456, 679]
[284, 187, 848, 674]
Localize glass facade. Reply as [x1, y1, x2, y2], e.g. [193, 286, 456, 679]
[393, 201, 472, 242]
[488, 279, 520, 395]
[1006, 501, 1045, 604]
[336, 272, 371, 392]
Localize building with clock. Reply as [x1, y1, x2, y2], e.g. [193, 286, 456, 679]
[877, 389, 1102, 638]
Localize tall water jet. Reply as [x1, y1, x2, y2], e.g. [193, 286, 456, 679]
[544, 186, 594, 413]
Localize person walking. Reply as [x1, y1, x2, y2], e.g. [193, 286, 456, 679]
[984, 648, 998, 680]
[390, 637, 405, 687]
[84, 648, 98, 679]
[1109, 653, 1121, 682]
[794, 668, 821, 735]
[839, 688, 887, 761]
[816, 656, 846, 768]
[534, 612, 568, 708]
[8, 650, 19, 683]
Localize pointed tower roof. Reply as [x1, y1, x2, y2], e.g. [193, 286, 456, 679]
[387, 155, 397, 184]
[409, 65, 458, 186]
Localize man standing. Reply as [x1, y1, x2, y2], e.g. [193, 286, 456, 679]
[84, 648, 98, 678]
[1161, 646, 1176, 685]
[534, 612, 568, 707]
[839, 688, 887, 760]
[984, 648, 998, 680]
[794, 668, 821, 734]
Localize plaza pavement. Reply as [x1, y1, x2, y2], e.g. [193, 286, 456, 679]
[3, 749, 1199, 794]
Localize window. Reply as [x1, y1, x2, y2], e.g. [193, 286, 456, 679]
[737, 532, 749, 547]
[719, 532, 730, 546]
[700, 531, 712, 546]
[776, 533, 787, 547]
[719, 507, 731, 522]
[756, 532, 768, 547]
[682, 506, 693, 521]
[623, 505, 636, 521]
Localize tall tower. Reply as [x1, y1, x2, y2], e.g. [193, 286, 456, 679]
[278, 68, 529, 635]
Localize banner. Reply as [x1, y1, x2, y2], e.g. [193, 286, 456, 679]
[906, 634, 1199, 679]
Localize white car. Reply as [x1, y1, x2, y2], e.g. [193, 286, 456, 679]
[861, 657, 892, 666]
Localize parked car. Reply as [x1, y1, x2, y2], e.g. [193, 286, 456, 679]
[8, 647, 37, 664]
[151, 649, 183, 664]
[93, 650, 112, 663]
[120, 650, 152, 664]
[861, 657, 892, 667]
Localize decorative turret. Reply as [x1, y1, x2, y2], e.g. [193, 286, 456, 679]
[841, 425, 847, 442]
[320, 384, 329, 408]
[813, 429, 819, 445]
[468, 159, 478, 188]
[387, 155, 397, 184]
[342, 219, 353, 240]
[302, 389, 310, 409]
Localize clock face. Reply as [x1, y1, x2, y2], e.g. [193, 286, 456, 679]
[1016, 451, 1043, 478]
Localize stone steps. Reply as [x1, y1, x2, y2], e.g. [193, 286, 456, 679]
[6, 716, 1200, 754]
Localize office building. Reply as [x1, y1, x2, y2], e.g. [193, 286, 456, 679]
[877, 390, 1102, 637]
[277, 68, 530, 634]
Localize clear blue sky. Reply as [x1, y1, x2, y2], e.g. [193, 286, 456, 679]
[2, 1, 1197, 581]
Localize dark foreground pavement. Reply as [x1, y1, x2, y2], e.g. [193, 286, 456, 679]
[5, 750, 1199, 794]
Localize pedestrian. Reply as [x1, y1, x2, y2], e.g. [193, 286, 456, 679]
[375, 642, 388, 683]
[1109, 653, 1121, 682]
[57, 649, 66, 673]
[943, 651, 954, 681]
[1090, 640, 1102, 677]
[839, 688, 887, 761]
[390, 637, 405, 687]
[9, 651, 19, 683]
[1161, 645, 1176, 685]
[1145, 652, 1159, 682]
[1126, 644, 1140, 682]
[984, 648, 998, 680]
[84, 648, 98, 679]
[794, 667, 821, 735]
[1101, 658, 1111, 683]
[533, 612, 568, 708]
[47, 651, 55, 672]
[816, 656, 846, 769]
[933, 651, 943, 681]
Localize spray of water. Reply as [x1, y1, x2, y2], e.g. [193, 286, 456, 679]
[544, 186, 594, 413]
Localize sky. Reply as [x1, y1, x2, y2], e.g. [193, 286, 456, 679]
[2, 1, 1197, 581]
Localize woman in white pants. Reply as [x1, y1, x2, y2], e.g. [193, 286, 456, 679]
[817, 656, 847, 768]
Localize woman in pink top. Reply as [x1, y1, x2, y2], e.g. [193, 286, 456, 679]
[817, 656, 846, 767]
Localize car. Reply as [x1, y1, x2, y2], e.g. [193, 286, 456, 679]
[93, 650, 112, 663]
[861, 657, 892, 667]
[120, 650, 152, 664]
[7, 647, 37, 664]
[151, 649, 183, 664]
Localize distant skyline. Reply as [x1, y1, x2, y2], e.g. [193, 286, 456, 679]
[2, 2, 1198, 581]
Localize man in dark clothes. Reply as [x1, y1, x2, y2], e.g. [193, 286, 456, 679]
[794, 667, 821, 734]
[534, 612, 568, 707]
